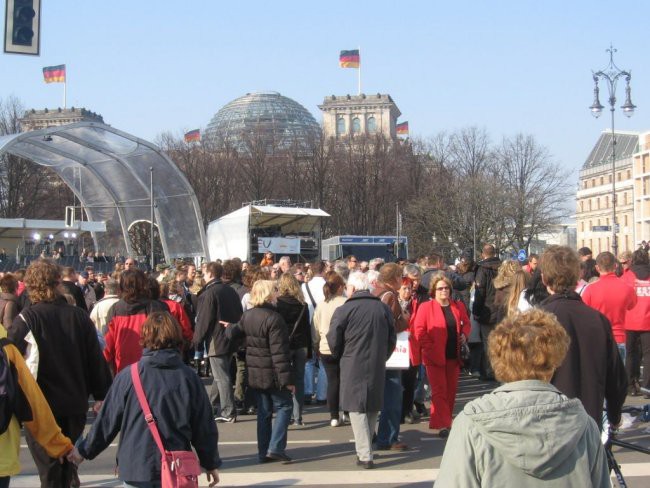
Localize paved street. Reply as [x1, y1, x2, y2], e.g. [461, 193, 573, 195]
[12, 373, 650, 487]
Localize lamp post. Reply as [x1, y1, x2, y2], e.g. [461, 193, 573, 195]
[590, 45, 636, 257]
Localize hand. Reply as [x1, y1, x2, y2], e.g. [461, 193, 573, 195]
[92, 400, 103, 414]
[206, 468, 220, 486]
[67, 447, 84, 465]
[286, 384, 296, 394]
[219, 321, 230, 328]
[460, 334, 467, 345]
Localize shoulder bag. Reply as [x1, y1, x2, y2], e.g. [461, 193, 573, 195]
[130, 364, 201, 488]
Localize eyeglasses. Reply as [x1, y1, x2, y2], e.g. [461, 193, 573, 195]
[435, 286, 450, 291]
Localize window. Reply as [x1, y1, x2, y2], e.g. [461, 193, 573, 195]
[600, 176, 604, 185]
[627, 170, 631, 179]
[596, 198, 600, 210]
[367, 116, 377, 133]
[352, 117, 361, 134]
[336, 117, 346, 135]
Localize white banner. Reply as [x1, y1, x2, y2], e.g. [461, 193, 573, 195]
[386, 331, 410, 370]
[257, 237, 301, 255]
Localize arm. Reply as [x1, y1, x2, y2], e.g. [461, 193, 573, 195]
[412, 302, 432, 347]
[190, 374, 222, 470]
[102, 318, 117, 373]
[312, 305, 322, 355]
[268, 316, 293, 388]
[77, 372, 127, 460]
[435, 413, 480, 488]
[457, 301, 471, 337]
[6, 344, 73, 458]
[82, 315, 112, 401]
[603, 318, 628, 426]
[472, 268, 485, 317]
[174, 303, 194, 343]
[193, 293, 217, 347]
[326, 307, 346, 360]
[385, 306, 397, 360]
[7, 312, 30, 355]
[3, 301, 17, 332]
[447, 270, 467, 291]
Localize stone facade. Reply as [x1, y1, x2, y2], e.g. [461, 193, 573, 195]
[576, 131, 638, 254]
[19, 107, 104, 132]
[318, 93, 401, 140]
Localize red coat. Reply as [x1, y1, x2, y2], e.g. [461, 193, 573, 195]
[582, 273, 637, 344]
[622, 266, 650, 332]
[413, 299, 470, 367]
[162, 299, 193, 343]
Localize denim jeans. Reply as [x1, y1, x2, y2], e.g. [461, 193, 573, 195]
[123, 482, 161, 488]
[414, 364, 429, 403]
[304, 357, 316, 397]
[617, 343, 627, 366]
[376, 369, 403, 447]
[255, 387, 293, 460]
[316, 360, 327, 401]
[290, 347, 307, 422]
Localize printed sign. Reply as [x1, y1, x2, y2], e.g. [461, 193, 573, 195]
[386, 331, 410, 370]
[257, 237, 301, 255]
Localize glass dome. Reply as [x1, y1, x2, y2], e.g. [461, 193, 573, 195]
[205, 91, 320, 153]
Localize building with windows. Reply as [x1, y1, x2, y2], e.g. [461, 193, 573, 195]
[576, 131, 639, 254]
[319, 93, 401, 140]
[633, 132, 650, 245]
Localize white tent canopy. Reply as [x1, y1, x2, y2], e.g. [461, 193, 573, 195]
[0, 122, 207, 260]
[207, 204, 329, 260]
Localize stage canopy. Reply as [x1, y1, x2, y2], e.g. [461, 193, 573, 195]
[0, 122, 207, 260]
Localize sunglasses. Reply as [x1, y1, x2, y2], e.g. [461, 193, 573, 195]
[435, 286, 450, 291]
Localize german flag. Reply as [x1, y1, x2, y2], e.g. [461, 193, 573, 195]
[396, 122, 409, 135]
[184, 129, 200, 143]
[339, 49, 360, 68]
[43, 65, 66, 83]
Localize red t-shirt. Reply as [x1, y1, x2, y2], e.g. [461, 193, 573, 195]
[582, 273, 637, 343]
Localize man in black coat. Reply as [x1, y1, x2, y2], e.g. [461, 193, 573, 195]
[327, 271, 397, 469]
[539, 245, 627, 428]
[471, 244, 501, 380]
[193, 261, 243, 423]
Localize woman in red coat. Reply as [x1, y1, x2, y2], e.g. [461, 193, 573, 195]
[413, 274, 470, 437]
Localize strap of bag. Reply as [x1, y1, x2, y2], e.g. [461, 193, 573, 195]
[289, 303, 307, 340]
[130, 364, 166, 456]
[304, 283, 317, 309]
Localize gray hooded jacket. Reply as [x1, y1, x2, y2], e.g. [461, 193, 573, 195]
[435, 380, 610, 488]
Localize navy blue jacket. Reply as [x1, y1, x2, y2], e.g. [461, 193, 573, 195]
[78, 348, 221, 482]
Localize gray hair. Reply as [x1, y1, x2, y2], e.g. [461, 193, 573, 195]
[369, 258, 385, 270]
[104, 278, 119, 295]
[403, 264, 422, 278]
[333, 260, 349, 281]
[279, 256, 291, 265]
[348, 271, 369, 291]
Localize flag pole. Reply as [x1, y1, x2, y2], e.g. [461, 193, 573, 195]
[63, 65, 67, 109]
[357, 45, 361, 95]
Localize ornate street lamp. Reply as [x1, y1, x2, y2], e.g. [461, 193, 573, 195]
[590, 45, 636, 257]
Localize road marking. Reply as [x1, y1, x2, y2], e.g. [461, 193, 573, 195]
[10, 465, 650, 487]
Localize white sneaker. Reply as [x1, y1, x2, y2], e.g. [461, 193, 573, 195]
[330, 418, 340, 427]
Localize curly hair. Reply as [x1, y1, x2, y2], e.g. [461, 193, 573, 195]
[24, 259, 61, 304]
[488, 308, 570, 383]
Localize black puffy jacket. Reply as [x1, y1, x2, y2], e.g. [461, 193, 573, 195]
[227, 304, 293, 391]
[472, 257, 501, 325]
[275, 295, 310, 350]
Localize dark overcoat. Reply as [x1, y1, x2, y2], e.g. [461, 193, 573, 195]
[327, 291, 396, 412]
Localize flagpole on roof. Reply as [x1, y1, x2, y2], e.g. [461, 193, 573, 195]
[63, 65, 67, 109]
[358, 46, 361, 95]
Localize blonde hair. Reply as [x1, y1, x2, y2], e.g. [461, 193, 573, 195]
[505, 270, 528, 317]
[488, 309, 570, 383]
[277, 272, 305, 303]
[493, 260, 521, 289]
[249, 280, 277, 308]
[428, 273, 451, 297]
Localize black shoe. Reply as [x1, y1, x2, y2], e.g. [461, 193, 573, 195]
[246, 406, 257, 415]
[304, 396, 313, 405]
[414, 402, 427, 416]
[356, 457, 375, 469]
[266, 452, 292, 463]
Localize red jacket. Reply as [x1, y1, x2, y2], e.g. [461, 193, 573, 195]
[413, 299, 470, 367]
[622, 264, 650, 332]
[162, 299, 193, 343]
[582, 273, 637, 344]
[103, 299, 169, 373]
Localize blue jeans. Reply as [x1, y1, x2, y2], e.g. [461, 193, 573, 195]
[290, 347, 307, 422]
[376, 369, 403, 447]
[617, 343, 626, 366]
[123, 482, 161, 488]
[316, 360, 327, 401]
[304, 357, 316, 397]
[255, 388, 293, 460]
[414, 364, 429, 403]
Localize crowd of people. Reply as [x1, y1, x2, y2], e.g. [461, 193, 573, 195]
[0, 242, 646, 486]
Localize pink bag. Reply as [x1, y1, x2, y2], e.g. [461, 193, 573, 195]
[131, 364, 201, 488]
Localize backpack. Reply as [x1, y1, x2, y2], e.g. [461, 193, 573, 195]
[0, 338, 18, 434]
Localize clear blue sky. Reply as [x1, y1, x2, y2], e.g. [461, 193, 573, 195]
[2, 0, 649, 186]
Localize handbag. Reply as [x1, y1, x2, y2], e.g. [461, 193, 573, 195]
[130, 364, 201, 488]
